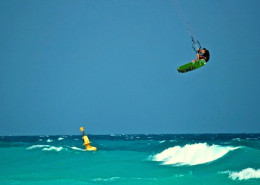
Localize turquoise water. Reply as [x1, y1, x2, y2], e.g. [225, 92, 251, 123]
[1, 134, 260, 185]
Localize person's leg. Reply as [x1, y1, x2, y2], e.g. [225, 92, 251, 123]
[192, 53, 200, 62]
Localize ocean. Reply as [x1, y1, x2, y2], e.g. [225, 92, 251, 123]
[1, 134, 260, 185]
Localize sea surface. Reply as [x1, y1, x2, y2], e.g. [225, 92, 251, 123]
[1, 134, 260, 185]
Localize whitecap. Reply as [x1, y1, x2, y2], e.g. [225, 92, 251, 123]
[133, 177, 157, 180]
[58, 137, 64, 141]
[42, 146, 64, 152]
[27, 145, 50, 150]
[224, 168, 260, 180]
[159, 140, 166, 144]
[153, 143, 239, 166]
[71, 146, 85, 151]
[232, 138, 241, 141]
[92, 177, 122, 182]
[47, 139, 53, 143]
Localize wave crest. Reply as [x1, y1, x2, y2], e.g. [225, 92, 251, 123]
[224, 168, 260, 180]
[92, 177, 122, 182]
[26, 145, 50, 150]
[153, 143, 238, 166]
[26, 145, 64, 152]
[71, 146, 86, 151]
[42, 146, 64, 152]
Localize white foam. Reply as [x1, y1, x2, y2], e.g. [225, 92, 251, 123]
[42, 146, 63, 152]
[232, 138, 241, 141]
[153, 143, 238, 166]
[93, 177, 157, 182]
[47, 139, 53, 143]
[26, 145, 50, 150]
[58, 137, 64, 141]
[159, 140, 166, 144]
[225, 168, 260, 180]
[27, 145, 65, 152]
[71, 146, 85, 151]
[92, 177, 122, 182]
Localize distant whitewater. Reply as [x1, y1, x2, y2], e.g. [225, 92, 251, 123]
[1, 134, 260, 185]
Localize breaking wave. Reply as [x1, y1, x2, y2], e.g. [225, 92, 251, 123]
[153, 143, 238, 166]
[26, 145, 64, 152]
[223, 168, 260, 180]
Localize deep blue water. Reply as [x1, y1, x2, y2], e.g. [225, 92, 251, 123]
[1, 134, 260, 185]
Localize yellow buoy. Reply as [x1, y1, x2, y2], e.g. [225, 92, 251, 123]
[80, 126, 97, 151]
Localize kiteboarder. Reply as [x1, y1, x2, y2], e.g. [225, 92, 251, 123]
[177, 47, 210, 73]
[193, 48, 210, 62]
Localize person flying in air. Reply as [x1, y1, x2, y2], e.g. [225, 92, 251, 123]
[177, 40, 210, 73]
[193, 48, 210, 62]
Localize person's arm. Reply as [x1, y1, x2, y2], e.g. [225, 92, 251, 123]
[196, 49, 206, 60]
[196, 51, 201, 60]
[197, 48, 201, 52]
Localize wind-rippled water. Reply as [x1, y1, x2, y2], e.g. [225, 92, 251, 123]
[1, 134, 260, 185]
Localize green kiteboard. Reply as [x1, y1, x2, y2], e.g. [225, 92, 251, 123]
[177, 59, 207, 73]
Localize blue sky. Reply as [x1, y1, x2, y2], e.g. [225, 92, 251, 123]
[0, 0, 259, 135]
